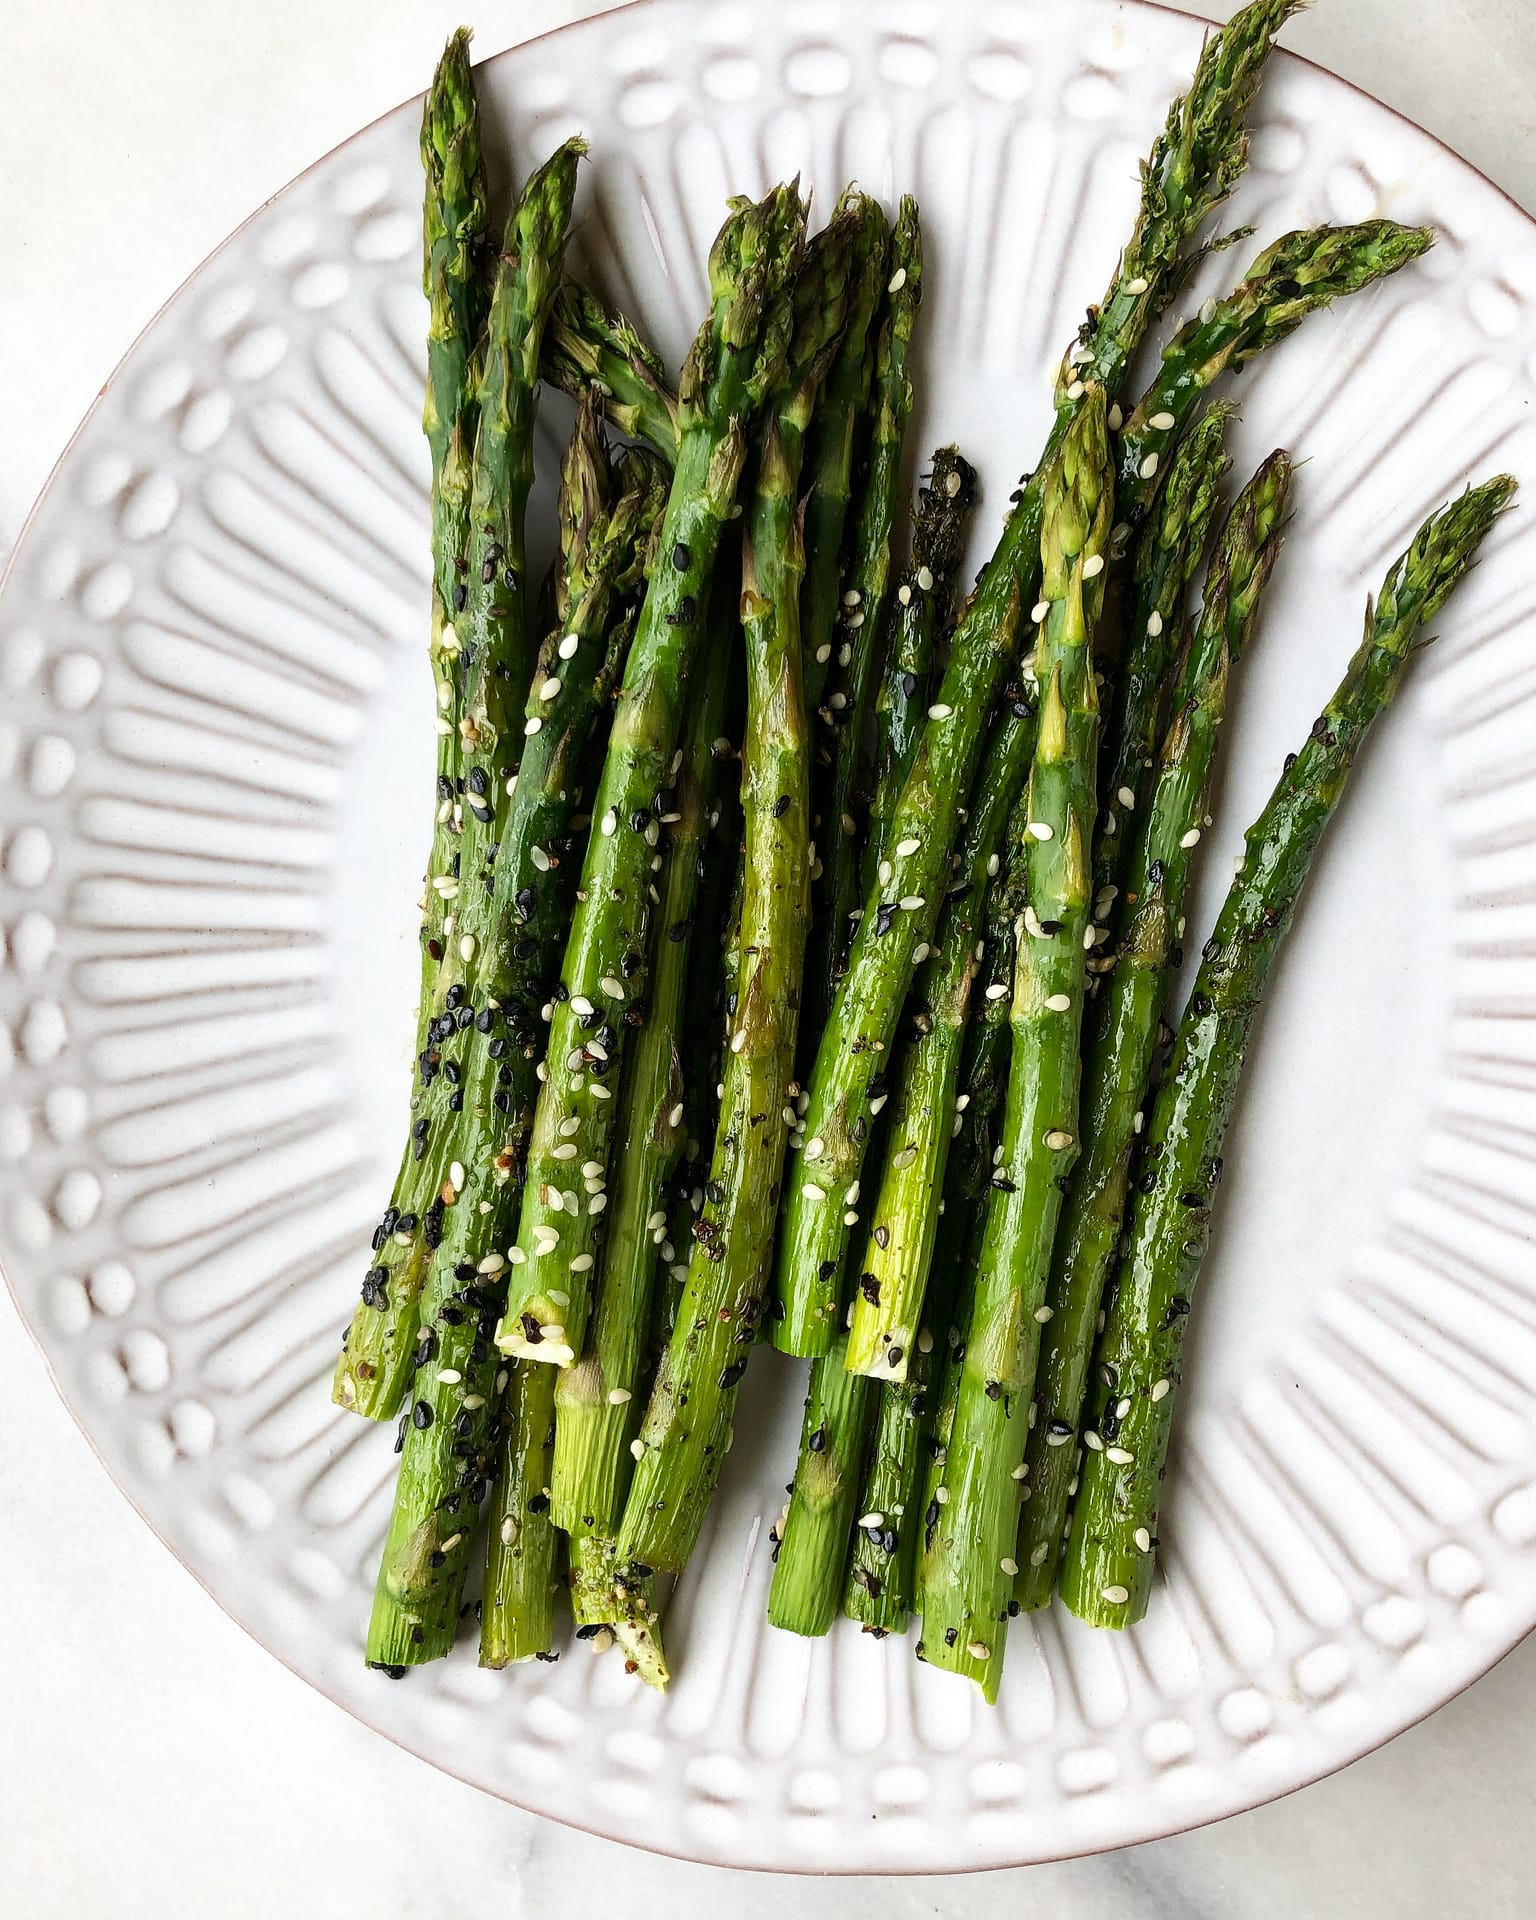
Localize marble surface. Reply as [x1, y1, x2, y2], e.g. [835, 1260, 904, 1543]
[2, 1, 1535, 1912]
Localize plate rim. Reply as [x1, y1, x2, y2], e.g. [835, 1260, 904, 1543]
[1, 0, 1532, 1873]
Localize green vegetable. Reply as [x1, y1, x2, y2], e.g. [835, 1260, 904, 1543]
[1016, 447, 1293, 1610]
[1060, 474, 1516, 1629]
[918, 389, 1113, 1700]
[496, 183, 807, 1369]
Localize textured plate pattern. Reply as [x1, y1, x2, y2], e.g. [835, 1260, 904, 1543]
[2, 0, 1535, 1873]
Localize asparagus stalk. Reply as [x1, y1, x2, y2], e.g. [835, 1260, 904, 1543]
[767, 1333, 874, 1636]
[1061, 475, 1515, 1628]
[1092, 405, 1233, 921]
[799, 191, 890, 717]
[802, 197, 923, 1046]
[551, 660, 726, 1539]
[480, 1359, 558, 1665]
[1114, 222, 1433, 542]
[1016, 448, 1293, 1610]
[845, 703, 1037, 1379]
[919, 390, 1114, 1699]
[543, 279, 680, 461]
[337, 141, 585, 1421]
[867, 447, 980, 874]
[612, 220, 859, 1583]
[771, 0, 1313, 1356]
[840, 700, 1036, 1633]
[495, 184, 807, 1370]
[918, 795, 1032, 1526]
[334, 34, 489, 1418]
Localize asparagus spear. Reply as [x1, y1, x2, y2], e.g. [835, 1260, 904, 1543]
[771, 0, 1315, 1356]
[919, 389, 1114, 1699]
[612, 220, 859, 1583]
[1061, 475, 1515, 1629]
[867, 447, 980, 873]
[1092, 405, 1233, 921]
[767, 1333, 874, 1636]
[845, 702, 1037, 1379]
[917, 795, 1032, 1526]
[543, 279, 680, 461]
[495, 184, 807, 1371]
[799, 190, 890, 718]
[336, 141, 585, 1421]
[551, 658, 725, 1540]
[1015, 448, 1293, 1610]
[839, 700, 1036, 1633]
[1113, 222, 1433, 542]
[802, 197, 923, 1047]
[480, 1360, 558, 1666]
[333, 33, 489, 1419]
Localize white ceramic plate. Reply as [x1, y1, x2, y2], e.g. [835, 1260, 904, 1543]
[4, 0, 1536, 1873]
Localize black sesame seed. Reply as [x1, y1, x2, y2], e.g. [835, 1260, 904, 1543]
[412, 1400, 433, 1430]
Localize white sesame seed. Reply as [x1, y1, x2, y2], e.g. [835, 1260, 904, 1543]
[944, 469, 962, 497]
[1139, 451, 1160, 482]
[581, 1161, 602, 1179]
[869, 1094, 888, 1116]
[436, 1368, 462, 1384]
[600, 975, 625, 1000]
[1035, 1305, 1054, 1324]
[987, 853, 1000, 878]
[507, 1248, 526, 1266]
[608, 1387, 632, 1406]
[1066, 379, 1086, 401]
[918, 1328, 934, 1354]
[878, 859, 893, 886]
[551, 1144, 578, 1161]
[1084, 1430, 1104, 1451]
[668, 1102, 685, 1128]
[895, 836, 921, 857]
[1027, 821, 1053, 841]
[844, 1210, 858, 1226]
[570, 1253, 593, 1272]
[1108, 403, 1124, 431]
[539, 676, 562, 701]
[858, 1511, 884, 1530]
[1134, 1527, 1152, 1552]
[966, 1640, 992, 1662]
[1132, 1111, 1144, 1134]
[600, 809, 617, 836]
[630, 1438, 646, 1460]
[730, 1029, 747, 1054]
[1031, 599, 1051, 623]
[459, 934, 477, 963]
[803, 1136, 824, 1160]
[1102, 1584, 1130, 1605]
[928, 702, 953, 719]
[1045, 992, 1072, 1012]
[1151, 1377, 1170, 1402]
[888, 266, 907, 293]
[478, 1253, 505, 1275]
[897, 583, 912, 606]
[589, 1192, 607, 1213]
[1044, 1128, 1074, 1151]
[844, 1181, 859, 1204]
[899, 894, 925, 911]
[1106, 1445, 1134, 1465]
[557, 632, 580, 660]
[524, 715, 543, 737]
[1148, 411, 1176, 432]
[801, 1182, 826, 1201]
[985, 982, 1009, 1001]
[935, 1486, 949, 1504]
[1082, 553, 1105, 580]
[1000, 1556, 1019, 1577]
[448, 1161, 465, 1192]
[892, 1145, 917, 1170]
[916, 565, 935, 593]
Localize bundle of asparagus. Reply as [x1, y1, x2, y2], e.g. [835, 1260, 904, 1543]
[331, 6, 1513, 1694]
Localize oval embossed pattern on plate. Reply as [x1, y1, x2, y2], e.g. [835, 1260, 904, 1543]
[2, 0, 1535, 1875]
